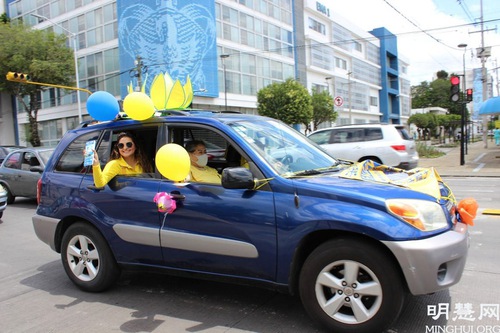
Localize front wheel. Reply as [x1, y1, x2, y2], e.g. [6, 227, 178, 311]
[61, 222, 120, 292]
[299, 238, 406, 333]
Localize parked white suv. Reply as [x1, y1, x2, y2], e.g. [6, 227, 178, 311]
[308, 124, 419, 170]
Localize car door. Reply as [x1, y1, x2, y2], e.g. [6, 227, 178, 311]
[325, 129, 362, 162]
[77, 126, 166, 266]
[157, 125, 277, 281]
[1, 151, 40, 198]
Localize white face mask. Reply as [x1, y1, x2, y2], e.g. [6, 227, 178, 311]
[196, 154, 208, 167]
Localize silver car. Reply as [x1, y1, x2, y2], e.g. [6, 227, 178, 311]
[0, 184, 7, 219]
[308, 124, 419, 170]
[0, 147, 54, 204]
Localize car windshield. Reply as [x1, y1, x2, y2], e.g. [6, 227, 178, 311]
[39, 149, 55, 164]
[228, 119, 338, 175]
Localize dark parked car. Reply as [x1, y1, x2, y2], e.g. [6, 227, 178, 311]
[0, 147, 54, 204]
[0, 145, 26, 164]
[32, 111, 469, 333]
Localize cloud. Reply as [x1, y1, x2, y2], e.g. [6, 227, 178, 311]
[333, 0, 500, 86]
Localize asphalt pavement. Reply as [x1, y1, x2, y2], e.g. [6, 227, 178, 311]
[418, 139, 500, 177]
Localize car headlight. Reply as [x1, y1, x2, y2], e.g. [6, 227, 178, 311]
[386, 199, 448, 231]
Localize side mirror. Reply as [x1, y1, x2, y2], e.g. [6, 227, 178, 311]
[30, 166, 44, 173]
[221, 167, 255, 190]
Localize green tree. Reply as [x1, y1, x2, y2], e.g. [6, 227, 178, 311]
[411, 81, 432, 108]
[437, 114, 461, 140]
[408, 113, 430, 139]
[311, 90, 337, 131]
[0, 22, 75, 146]
[257, 78, 312, 126]
[411, 70, 462, 115]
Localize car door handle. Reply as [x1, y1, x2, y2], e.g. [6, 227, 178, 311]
[170, 193, 185, 201]
[87, 185, 105, 191]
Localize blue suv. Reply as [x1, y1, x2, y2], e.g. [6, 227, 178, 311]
[32, 111, 469, 333]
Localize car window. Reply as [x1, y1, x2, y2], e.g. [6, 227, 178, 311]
[168, 125, 234, 182]
[4, 152, 21, 169]
[348, 129, 364, 142]
[396, 126, 412, 140]
[332, 130, 349, 143]
[106, 127, 158, 177]
[38, 150, 55, 165]
[182, 128, 228, 162]
[364, 128, 383, 141]
[229, 119, 335, 174]
[20, 152, 41, 170]
[55, 131, 101, 173]
[308, 130, 331, 145]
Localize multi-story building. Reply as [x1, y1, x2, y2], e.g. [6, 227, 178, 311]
[2, 0, 409, 146]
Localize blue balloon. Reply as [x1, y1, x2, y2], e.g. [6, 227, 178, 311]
[86, 91, 120, 121]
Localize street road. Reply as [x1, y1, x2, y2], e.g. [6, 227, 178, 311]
[0, 177, 499, 333]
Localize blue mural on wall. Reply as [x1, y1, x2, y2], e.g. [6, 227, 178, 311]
[117, 0, 218, 99]
[472, 68, 484, 120]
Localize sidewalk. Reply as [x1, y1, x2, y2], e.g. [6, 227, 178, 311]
[417, 140, 500, 177]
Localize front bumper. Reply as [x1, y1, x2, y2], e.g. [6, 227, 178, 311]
[383, 222, 469, 295]
[0, 196, 7, 213]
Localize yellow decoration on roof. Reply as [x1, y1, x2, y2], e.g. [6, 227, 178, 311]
[150, 73, 193, 110]
[127, 72, 194, 110]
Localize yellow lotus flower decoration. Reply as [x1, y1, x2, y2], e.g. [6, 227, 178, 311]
[128, 72, 193, 110]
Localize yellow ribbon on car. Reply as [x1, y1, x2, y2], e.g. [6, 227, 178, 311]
[339, 160, 446, 201]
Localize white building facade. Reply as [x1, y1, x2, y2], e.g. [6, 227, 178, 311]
[2, 0, 409, 146]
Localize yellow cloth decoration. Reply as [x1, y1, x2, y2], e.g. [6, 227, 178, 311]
[339, 160, 443, 199]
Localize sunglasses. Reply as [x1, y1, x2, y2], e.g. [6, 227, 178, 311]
[117, 142, 134, 149]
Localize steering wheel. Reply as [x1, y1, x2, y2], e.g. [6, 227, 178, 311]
[279, 154, 293, 165]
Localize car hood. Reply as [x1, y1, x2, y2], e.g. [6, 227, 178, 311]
[292, 173, 437, 206]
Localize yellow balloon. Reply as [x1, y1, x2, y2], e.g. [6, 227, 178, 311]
[155, 144, 190, 181]
[123, 92, 155, 121]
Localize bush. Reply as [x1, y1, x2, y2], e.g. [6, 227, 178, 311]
[416, 142, 446, 158]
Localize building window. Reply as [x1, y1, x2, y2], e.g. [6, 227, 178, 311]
[308, 17, 326, 35]
[370, 96, 378, 106]
[336, 57, 347, 70]
[353, 41, 362, 52]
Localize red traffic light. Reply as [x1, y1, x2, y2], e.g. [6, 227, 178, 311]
[450, 76, 460, 85]
[466, 88, 473, 102]
[450, 76, 461, 102]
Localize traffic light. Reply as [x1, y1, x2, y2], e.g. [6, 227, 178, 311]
[5, 71, 30, 82]
[450, 75, 460, 102]
[466, 88, 473, 102]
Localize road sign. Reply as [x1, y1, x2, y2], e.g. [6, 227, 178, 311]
[334, 96, 343, 107]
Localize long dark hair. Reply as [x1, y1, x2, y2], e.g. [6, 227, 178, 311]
[111, 132, 152, 173]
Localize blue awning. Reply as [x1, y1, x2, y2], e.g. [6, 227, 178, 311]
[479, 96, 500, 115]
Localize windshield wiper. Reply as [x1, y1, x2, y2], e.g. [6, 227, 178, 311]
[291, 169, 322, 176]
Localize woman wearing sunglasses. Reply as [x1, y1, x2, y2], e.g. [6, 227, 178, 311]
[91, 132, 152, 187]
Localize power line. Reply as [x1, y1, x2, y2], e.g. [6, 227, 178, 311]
[457, 0, 476, 23]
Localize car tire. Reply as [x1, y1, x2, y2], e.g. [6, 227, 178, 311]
[359, 157, 382, 164]
[0, 211, 3, 219]
[5, 187, 15, 205]
[61, 222, 120, 292]
[299, 238, 406, 333]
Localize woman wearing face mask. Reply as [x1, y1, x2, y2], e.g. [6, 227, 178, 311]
[185, 140, 221, 184]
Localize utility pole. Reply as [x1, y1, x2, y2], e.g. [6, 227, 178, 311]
[134, 55, 144, 92]
[469, 0, 494, 148]
[347, 71, 352, 123]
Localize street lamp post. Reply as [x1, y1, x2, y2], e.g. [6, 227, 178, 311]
[458, 43, 467, 165]
[347, 71, 352, 123]
[220, 54, 229, 112]
[32, 14, 82, 124]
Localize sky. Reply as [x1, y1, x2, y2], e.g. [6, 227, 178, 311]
[332, 0, 500, 89]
